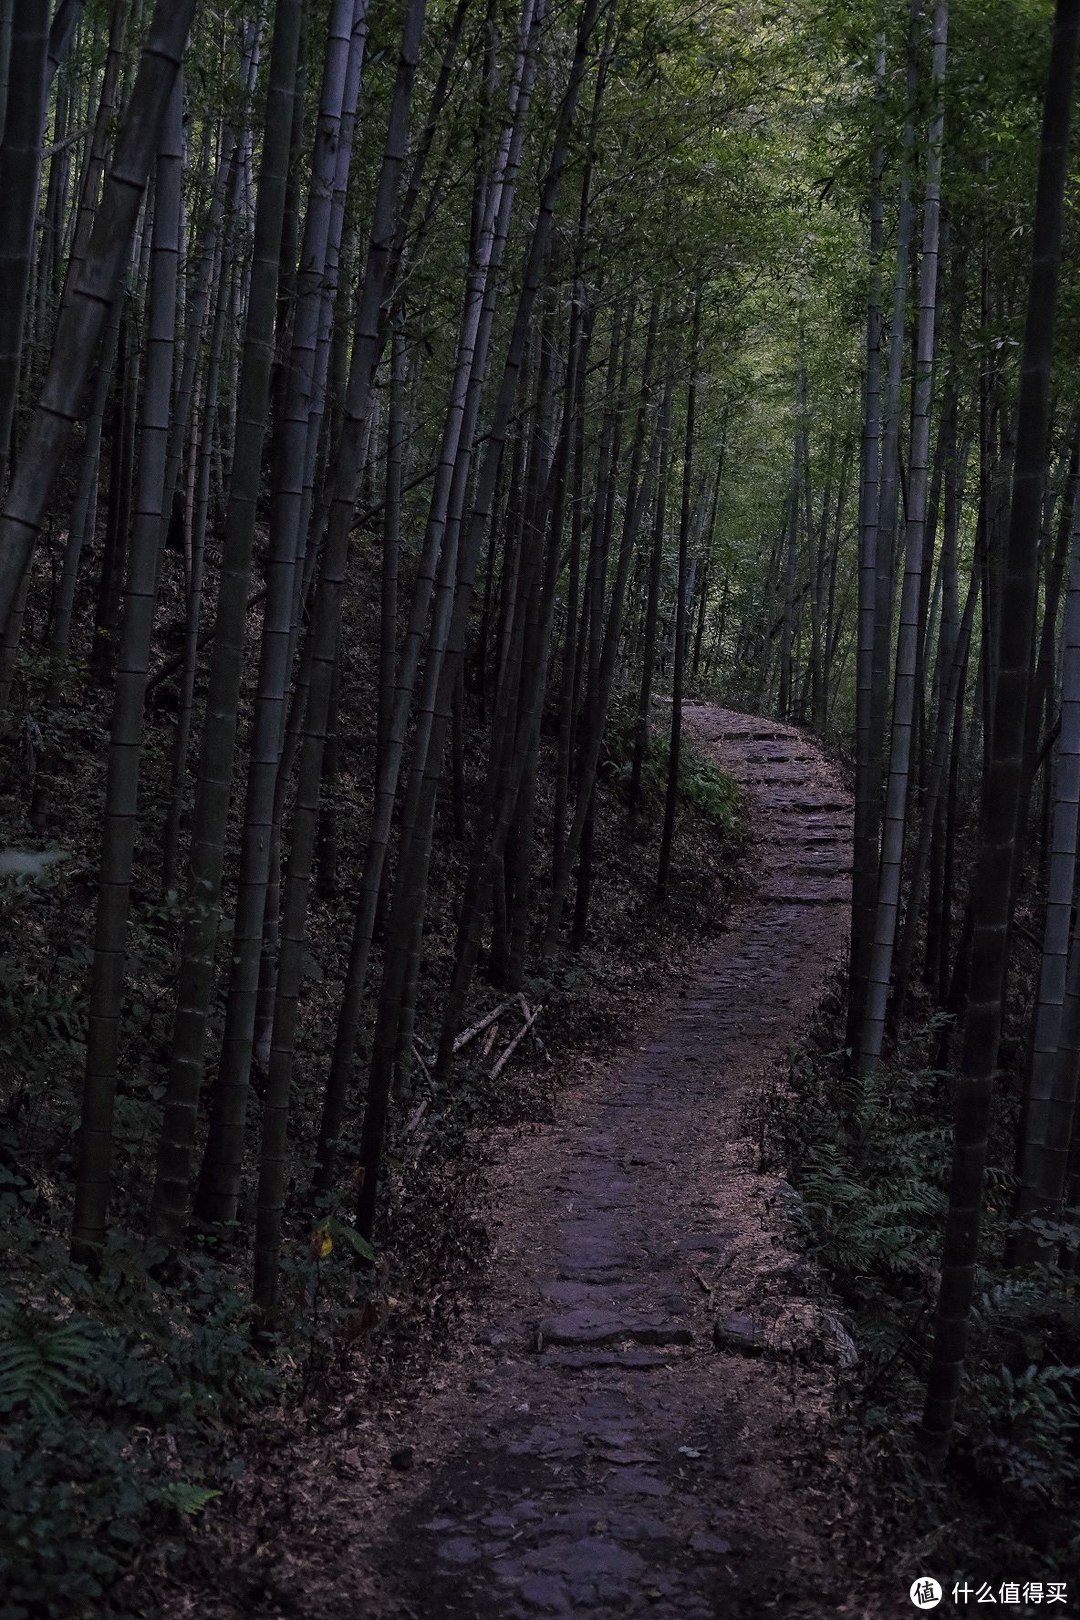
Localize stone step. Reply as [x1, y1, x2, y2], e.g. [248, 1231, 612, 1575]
[771, 800, 852, 815]
[762, 891, 849, 907]
[716, 729, 789, 742]
[773, 863, 852, 878]
[537, 1311, 694, 1349]
[541, 1347, 678, 1372]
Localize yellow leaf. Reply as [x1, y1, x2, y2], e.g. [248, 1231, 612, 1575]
[309, 1224, 333, 1261]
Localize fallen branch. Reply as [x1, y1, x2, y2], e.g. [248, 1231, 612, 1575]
[405, 1098, 429, 1136]
[518, 992, 552, 1063]
[404, 1099, 432, 1160]
[453, 997, 516, 1054]
[411, 1041, 432, 1089]
[489, 1004, 542, 1082]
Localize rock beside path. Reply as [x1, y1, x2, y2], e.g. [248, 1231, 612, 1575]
[712, 1312, 766, 1355]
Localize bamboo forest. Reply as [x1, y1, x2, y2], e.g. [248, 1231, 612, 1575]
[1, 0, 1079, 1614]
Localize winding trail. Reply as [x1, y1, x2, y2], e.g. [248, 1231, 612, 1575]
[356, 707, 854, 1618]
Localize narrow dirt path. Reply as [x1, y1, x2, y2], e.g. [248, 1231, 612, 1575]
[198, 707, 857, 1620]
[344, 706, 855, 1619]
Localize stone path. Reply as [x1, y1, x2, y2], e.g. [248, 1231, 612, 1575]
[361, 706, 854, 1619]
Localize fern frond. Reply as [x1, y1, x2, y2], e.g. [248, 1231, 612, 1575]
[0, 1305, 99, 1420]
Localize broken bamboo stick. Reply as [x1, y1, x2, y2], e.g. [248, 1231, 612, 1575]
[453, 996, 516, 1054]
[489, 1004, 542, 1081]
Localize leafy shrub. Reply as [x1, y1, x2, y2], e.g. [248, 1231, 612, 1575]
[763, 1015, 1080, 1578]
[600, 696, 744, 840]
[797, 1128, 948, 1285]
[970, 1361, 1080, 1523]
[0, 1242, 278, 1618]
[679, 748, 743, 833]
[0, 1303, 99, 1421]
[0, 863, 88, 1126]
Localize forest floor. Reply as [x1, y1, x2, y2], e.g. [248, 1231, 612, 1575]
[166, 706, 879, 1619]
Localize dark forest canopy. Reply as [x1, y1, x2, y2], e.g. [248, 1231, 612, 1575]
[0, 0, 1079, 1609]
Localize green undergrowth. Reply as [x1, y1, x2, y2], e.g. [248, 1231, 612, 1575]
[757, 991, 1080, 1599]
[0, 1161, 402, 1620]
[601, 695, 745, 842]
[0, 1223, 273, 1619]
[0, 869, 255, 1615]
[0, 858, 379, 1618]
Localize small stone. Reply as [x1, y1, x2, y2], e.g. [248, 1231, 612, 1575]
[712, 1312, 765, 1354]
[438, 1536, 481, 1565]
[605, 1467, 672, 1499]
[482, 1510, 516, 1531]
[467, 1377, 494, 1394]
[689, 1529, 733, 1556]
[508, 1427, 582, 1460]
[520, 1574, 570, 1610]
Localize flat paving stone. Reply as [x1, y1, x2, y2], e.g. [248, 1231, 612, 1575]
[541, 1347, 677, 1372]
[538, 1312, 694, 1348]
[519, 1574, 571, 1610]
